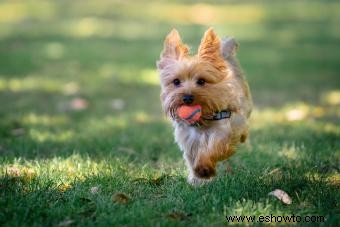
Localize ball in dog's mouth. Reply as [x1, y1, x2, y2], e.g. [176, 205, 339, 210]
[177, 105, 202, 124]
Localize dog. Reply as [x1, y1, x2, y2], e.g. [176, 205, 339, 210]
[157, 28, 252, 185]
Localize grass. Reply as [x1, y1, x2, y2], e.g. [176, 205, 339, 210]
[0, 0, 339, 226]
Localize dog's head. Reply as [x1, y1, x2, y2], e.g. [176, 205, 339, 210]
[157, 28, 238, 123]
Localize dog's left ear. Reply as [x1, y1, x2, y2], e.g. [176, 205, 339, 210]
[198, 28, 226, 70]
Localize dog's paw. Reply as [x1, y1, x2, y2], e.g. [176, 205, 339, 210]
[194, 164, 216, 179]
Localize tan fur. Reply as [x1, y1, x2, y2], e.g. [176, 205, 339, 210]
[157, 28, 253, 185]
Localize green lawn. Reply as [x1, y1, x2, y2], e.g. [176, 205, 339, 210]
[0, 0, 339, 226]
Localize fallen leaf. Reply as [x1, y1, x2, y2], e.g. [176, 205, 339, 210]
[112, 193, 130, 204]
[269, 189, 292, 205]
[167, 211, 191, 221]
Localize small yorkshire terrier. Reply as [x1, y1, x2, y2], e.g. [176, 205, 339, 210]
[157, 28, 252, 185]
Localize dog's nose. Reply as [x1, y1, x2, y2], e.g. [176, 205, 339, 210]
[182, 94, 194, 104]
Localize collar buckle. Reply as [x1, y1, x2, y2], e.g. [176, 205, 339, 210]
[203, 109, 232, 121]
[213, 110, 231, 120]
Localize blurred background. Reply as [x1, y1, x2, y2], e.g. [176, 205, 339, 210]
[0, 0, 339, 162]
[1, 1, 339, 225]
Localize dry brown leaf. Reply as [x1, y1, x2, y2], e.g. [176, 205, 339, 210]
[269, 189, 292, 205]
[167, 211, 192, 221]
[112, 193, 130, 204]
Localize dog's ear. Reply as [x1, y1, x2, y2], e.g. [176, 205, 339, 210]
[157, 29, 189, 70]
[221, 37, 239, 59]
[198, 28, 226, 70]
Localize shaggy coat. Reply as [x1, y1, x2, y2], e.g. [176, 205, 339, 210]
[157, 28, 252, 184]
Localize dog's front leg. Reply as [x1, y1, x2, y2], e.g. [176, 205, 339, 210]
[184, 155, 210, 185]
[189, 139, 235, 185]
[183, 149, 216, 185]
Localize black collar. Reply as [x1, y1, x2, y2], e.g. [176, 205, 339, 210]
[203, 109, 232, 121]
[187, 109, 232, 127]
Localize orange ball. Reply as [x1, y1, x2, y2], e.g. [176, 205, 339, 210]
[177, 105, 202, 124]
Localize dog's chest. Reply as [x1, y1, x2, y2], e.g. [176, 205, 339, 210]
[173, 120, 231, 154]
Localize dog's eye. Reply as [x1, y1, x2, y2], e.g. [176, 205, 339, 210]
[196, 79, 206, 86]
[173, 79, 181, 87]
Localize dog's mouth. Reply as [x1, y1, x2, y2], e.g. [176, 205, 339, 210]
[173, 103, 233, 126]
[176, 104, 202, 125]
[167, 96, 228, 125]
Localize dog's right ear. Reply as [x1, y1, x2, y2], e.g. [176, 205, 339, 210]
[157, 29, 189, 70]
[221, 37, 239, 60]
